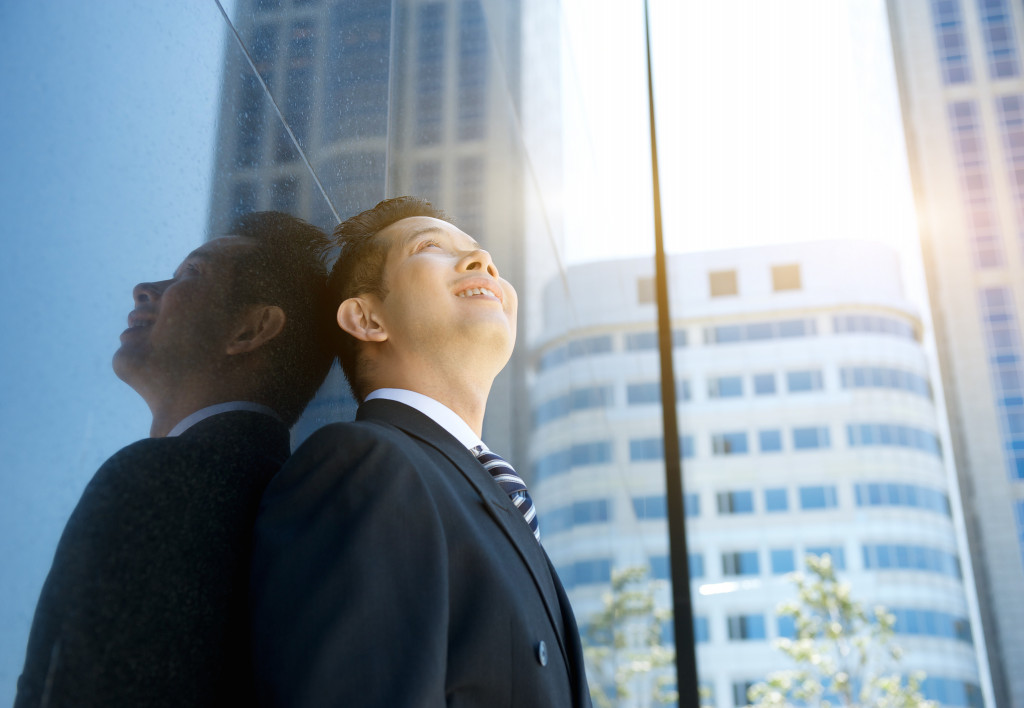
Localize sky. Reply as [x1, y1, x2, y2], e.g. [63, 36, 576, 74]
[0, 0, 921, 700]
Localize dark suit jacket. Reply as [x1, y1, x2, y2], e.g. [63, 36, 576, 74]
[250, 398, 592, 707]
[15, 411, 290, 708]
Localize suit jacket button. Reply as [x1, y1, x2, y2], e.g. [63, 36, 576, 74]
[536, 640, 548, 666]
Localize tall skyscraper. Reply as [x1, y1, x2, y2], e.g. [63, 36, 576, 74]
[532, 242, 990, 707]
[206, 0, 558, 455]
[887, 2, 1024, 705]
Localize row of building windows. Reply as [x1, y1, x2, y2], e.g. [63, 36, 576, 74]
[534, 365, 933, 425]
[535, 424, 943, 480]
[931, 0, 1019, 86]
[560, 543, 961, 589]
[949, 100, 1005, 268]
[997, 95, 1024, 260]
[686, 606, 971, 645]
[549, 483, 949, 536]
[979, 288, 1024, 480]
[535, 312, 920, 372]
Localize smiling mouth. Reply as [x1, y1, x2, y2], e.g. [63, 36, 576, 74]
[456, 286, 501, 301]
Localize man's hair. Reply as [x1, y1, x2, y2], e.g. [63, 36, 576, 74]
[226, 211, 333, 427]
[327, 196, 452, 402]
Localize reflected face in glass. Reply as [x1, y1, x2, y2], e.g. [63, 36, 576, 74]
[112, 237, 256, 395]
[375, 217, 518, 364]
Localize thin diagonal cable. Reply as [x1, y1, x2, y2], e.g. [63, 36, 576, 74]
[212, 0, 342, 225]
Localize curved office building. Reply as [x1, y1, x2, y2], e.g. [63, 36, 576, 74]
[530, 240, 989, 707]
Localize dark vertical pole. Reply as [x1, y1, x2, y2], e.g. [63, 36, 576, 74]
[643, 1, 700, 706]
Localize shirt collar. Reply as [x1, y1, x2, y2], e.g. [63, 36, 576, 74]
[365, 388, 482, 450]
[166, 401, 282, 438]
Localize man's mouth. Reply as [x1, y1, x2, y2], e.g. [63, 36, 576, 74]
[126, 312, 154, 329]
[456, 285, 501, 301]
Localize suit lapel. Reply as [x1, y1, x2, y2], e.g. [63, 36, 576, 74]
[358, 399, 573, 672]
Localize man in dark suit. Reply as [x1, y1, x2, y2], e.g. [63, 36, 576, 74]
[250, 197, 592, 707]
[15, 212, 334, 708]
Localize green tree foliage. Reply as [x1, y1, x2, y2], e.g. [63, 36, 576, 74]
[583, 566, 677, 708]
[748, 554, 935, 708]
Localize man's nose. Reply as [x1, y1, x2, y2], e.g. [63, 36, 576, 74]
[461, 249, 499, 279]
[132, 280, 165, 305]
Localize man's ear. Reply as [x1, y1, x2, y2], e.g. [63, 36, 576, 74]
[336, 296, 388, 343]
[225, 305, 287, 356]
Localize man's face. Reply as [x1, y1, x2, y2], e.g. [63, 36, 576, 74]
[371, 216, 518, 367]
[112, 236, 256, 393]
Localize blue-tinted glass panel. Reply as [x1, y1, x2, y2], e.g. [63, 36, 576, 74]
[709, 375, 743, 398]
[793, 426, 830, 450]
[765, 488, 788, 511]
[799, 485, 837, 510]
[771, 548, 795, 574]
[786, 369, 823, 392]
[759, 429, 783, 452]
[753, 373, 776, 395]
[717, 491, 754, 514]
[630, 437, 663, 461]
[712, 432, 748, 455]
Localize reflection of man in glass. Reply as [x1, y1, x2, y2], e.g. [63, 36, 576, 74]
[250, 197, 592, 707]
[15, 212, 334, 708]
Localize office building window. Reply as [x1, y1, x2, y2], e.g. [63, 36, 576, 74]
[568, 335, 613, 358]
[759, 429, 783, 453]
[708, 375, 744, 398]
[889, 608, 973, 643]
[709, 269, 737, 297]
[977, 0, 1020, 79]
[753, 373, 777, 395]
[793, 426, 831, 450]
[722, 550, 760, 576]
[712, 432, 748, 455]
[771, 548, 796, 574]
[948, 100, 1004, 268]
[930, 0, 972, 83]
[685, 493, 700, 516]
[733, 682, 757, 707]
[778, 615, 797, 639]
[833, 312, 918, 341]
[694, 616, 709, 643]
[624, 329, 687, 350]
[787, 369, 824, 393]
[627, 381, 660, 405]
[649, 554, 670, 580]
[764, 487, 788, 512]
[799, 485, 838, 510]
[630, 437, 663, 462]
[727, 614, 766, 640]
[457, 0, 488, 140]
[415, 3, 446, 145]
[706, 318, 817, 344]
[840, 366, 932, 399]
[544, 500, 608, 535]
[537, 346, 568, 372]
[689, 552, 705, 579]
[855, 483, 951, 516]
[633, 494, 667, 520]
[978, 288, 1024, 480]
[771, 263, 801, 291]
[847, 423, 942, 457]
[862, 544, 961, 578]
[564, 558, 612, 588]
[807, 545, 846, 570]
[919, 678, 984, 708]
[996, 95, 1024, 261]
[717, 490, 754, 514]
[681, 435, 695, 459]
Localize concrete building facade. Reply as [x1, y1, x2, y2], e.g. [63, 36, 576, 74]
[532, 241, 991, 707]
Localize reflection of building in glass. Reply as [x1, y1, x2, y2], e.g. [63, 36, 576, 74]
[532, 242, 988, 707]
[888, 2, 1024, 705]
[206, 0, 555, 453]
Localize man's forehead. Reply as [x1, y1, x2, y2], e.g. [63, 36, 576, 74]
[185, 235, 256, 262]
[382, 217, 480, 250]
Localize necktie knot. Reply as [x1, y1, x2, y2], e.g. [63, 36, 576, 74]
[473, 445, 541, 543]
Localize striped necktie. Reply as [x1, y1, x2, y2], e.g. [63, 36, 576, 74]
[473, 445, 541, 542]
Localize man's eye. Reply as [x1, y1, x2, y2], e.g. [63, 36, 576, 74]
[419, 240, 441, 251]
